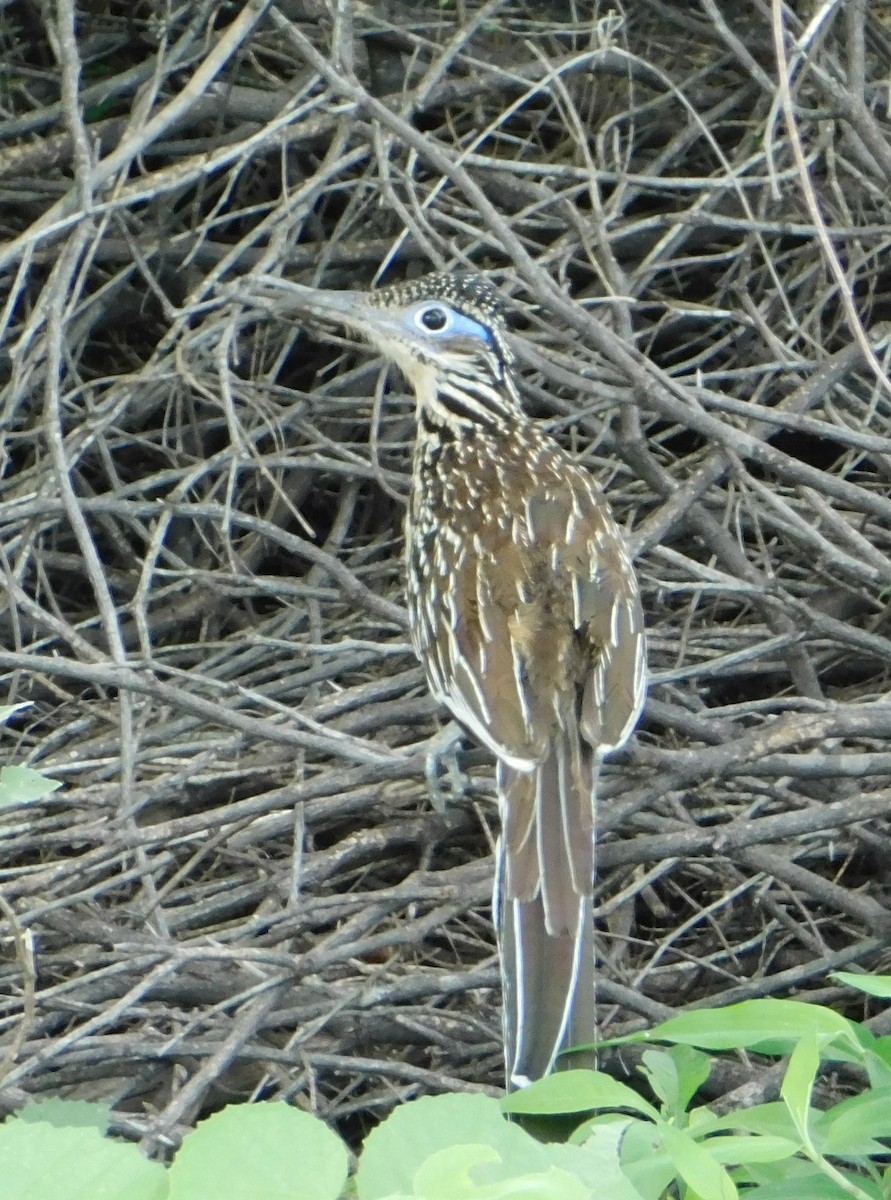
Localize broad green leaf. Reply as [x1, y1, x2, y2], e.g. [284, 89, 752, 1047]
[832, 972, 891, 1000]
[700, 1134, 801, 1164]
[862, 1035, 891, 1088]
[569, 1111, 637, 1145]
[817, 1085, 891, 1155]
[0, 765, 62, 806]
[701, 1102, 803, 1145]
[568, 1121, 648, 1200]
[687, 1105, 716, 1132]
[669, 1044, 711, 1112]
[835, 1023, 891, 1088]
[658, 1121, 737, 1200]
[357, 1095, 542, 1200]
[617, 1119, 681, 1200]
[546, 1126, 646, 1200]
[844, 1022, 891, 1084]
[17, 1098, 111, 1132]
[638, 1046, 710, 1119]
[780, 1032, 818, 1144]
[639, 1050, 680, 1115]
[501, 1068, 659, 1119]
[410, 1144, 590, 1200]
[357, 1093, 641, 1200]
[846, 1022, 880, 1057]
[0, 1117, 167, 1200]
[168, 1101, 347, 1200]
[622, 1000, 858, 1056]
[735, 1155, 826, 1188]
[732, 1170, 877, 1199]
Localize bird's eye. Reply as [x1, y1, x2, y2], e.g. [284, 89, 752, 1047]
[415, 304, 451, 333]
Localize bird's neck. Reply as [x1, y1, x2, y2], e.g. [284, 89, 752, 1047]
[411, 362, 524, 440]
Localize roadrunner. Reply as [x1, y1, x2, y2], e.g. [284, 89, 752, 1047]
[252, 271, 647, 1088]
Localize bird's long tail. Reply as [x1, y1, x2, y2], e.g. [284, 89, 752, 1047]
[496, 727, 597, 1089]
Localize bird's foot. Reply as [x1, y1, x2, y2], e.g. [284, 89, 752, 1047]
[423, 721, 468, 814]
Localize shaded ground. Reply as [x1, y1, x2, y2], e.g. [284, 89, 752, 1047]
[1, 0, 890, 1154]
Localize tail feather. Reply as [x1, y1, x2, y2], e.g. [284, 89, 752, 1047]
[496, 733, 598, 1089]
[499, 891, 594, 1088]
[557, 721, 594, 901]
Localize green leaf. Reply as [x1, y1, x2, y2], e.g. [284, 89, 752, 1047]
[616, 1119, 682, 1200]
[735, 1154, 824, 1188]
[734, 1171, 876, 1199]
[501, 1069, 659, 1120]
[669, 1044, 711, 1112]
[638, 1046, 710, 1119]
[832, 972, 891, 1000]
[357, 1093, 643, 1200]
[817, 1085, 891, 1155]
[862, 1035, 891, 1088]
[658, 1122, 738, 1200]
[622, 1000, 859, 1057]
[0, 765, 62, 806]
[836, 1024, 891, 1089]
[700, 1134, 802, 1164]
[168, 1101, 347, 1200]
[0, 1117, 167, 1200]
[701, 1102, 803, 1144]
[17, 1098, 111, 1132]
[411, 1144, 591, 1200]
[639, 1050, 679, 1115]
[569, 1121, 649, 1200]
[780, 1032, 818, 1144]
[357, 1096, 537, 1200]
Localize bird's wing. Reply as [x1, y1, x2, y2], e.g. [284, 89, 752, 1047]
[574, 547, 646, 755]
[418, 467, 645, 765]
[523, 480, 646, 757]
[421, 518, 553, 770]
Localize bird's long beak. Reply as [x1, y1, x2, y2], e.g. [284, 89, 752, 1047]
[237, 273, 396, 346]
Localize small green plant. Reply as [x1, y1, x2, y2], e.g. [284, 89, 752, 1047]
[2, 980, 891, 1198]
[502, 980, 891, 1200]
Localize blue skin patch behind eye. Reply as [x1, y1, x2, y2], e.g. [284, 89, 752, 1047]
[447, 311, 493, 343]
[406, 302, 494, 346]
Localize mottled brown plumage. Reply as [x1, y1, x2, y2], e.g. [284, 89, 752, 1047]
[250, 270, 647, 1088]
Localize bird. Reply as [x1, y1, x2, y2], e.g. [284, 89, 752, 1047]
[246, 270, 647, 1089]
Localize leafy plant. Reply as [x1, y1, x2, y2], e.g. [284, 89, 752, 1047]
[3, 981, 891, 1198]
[0, 1099, 347, 1200]
[503, 985, 891, 1200]
[0, 1099, 166, 1200]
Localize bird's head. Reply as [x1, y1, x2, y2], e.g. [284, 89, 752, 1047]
[246, 271, 521, 432]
